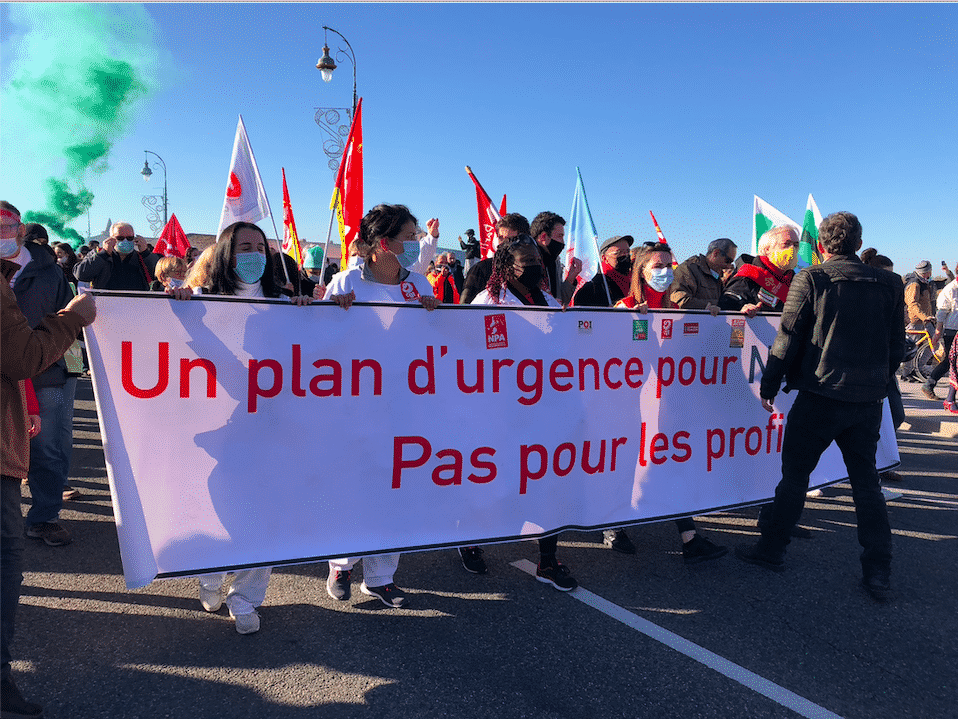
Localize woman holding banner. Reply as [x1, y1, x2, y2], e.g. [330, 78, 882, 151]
[471, 234, 578, 591]
[177, 221, 313, 634]
[614, 242, 729, 565]
[323, 204, 438, 608]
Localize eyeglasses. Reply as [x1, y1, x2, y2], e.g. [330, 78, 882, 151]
[0, 222, 21, 238]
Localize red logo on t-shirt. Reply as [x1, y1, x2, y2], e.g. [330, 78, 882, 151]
[485, 313, 508, 349]
[226, 172, 242, 200]
[661, 319, 673, 339]
[400, 281, 420, 301]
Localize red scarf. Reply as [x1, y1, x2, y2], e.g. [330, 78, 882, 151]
[600, 259, 632, 299]
[735, 257, 793, 307]
[644, 285, 667, 309]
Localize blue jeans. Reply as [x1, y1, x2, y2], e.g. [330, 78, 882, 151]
[1, 477, 25, 681]
[759, 391, 892, 579]
[26, 377, 77, 527]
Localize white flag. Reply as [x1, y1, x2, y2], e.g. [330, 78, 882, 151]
[216, 115, 271, 236]
[751, 195, 801, 256]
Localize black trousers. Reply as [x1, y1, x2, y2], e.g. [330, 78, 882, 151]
[759, 391, 892, 578]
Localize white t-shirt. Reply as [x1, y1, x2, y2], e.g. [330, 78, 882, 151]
[471, 286, 561, 308]
[324, 266, 434, 304]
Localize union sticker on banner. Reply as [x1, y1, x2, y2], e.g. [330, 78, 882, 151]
[661, 318, 673, 339]
[683, 322, 699, 335]
[730, 318, 746, 348]
[633, 319, 648, 341]
[484, 313, 508, 349]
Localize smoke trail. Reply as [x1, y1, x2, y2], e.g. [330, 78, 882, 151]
[1, 4, 162, 246]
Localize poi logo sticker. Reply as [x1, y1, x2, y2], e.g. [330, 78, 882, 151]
[485, 314, 508, 349]
[661, 319, 673, 339]
[577, 319, 593, 334]
[683, 322, 699, 335]
[226, 172, 242, 201]
[633, 320, 648, 341]
[400, 281, 420, 302]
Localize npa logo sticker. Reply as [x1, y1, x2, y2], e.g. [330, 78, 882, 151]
[683, 322, 699, 335]
[226, 172, 242, 201]
[399, 281, 421, 302]
[577, 319, 593, 334]
[485, 314, 508, 349]
[661, 319, 673, 339]
[633, 320, 648, 341]
[730, 318, 745, 348]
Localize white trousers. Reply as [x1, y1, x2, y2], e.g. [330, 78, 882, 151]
[199, 567, 271, 616]
[328, 554, 399, 587]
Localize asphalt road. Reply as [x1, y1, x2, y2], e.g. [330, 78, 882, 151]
[12, 378, 957, 719]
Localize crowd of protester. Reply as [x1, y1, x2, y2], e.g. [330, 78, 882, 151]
[2, 196, 955, 716]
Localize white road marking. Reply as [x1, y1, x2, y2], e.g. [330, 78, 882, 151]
[511, 559, 842, 719]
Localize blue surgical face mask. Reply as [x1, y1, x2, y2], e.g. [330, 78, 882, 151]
[395, 240, 420, 269]
[167, 278, 184, 289]
[234, 251, 267, 284]
[647, 267, 674, 292]
[116, 239, 135, 254]
[0, 239, 19, 258]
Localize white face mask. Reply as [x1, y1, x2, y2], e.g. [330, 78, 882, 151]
[167, 278, 184, 289]
[646, 267, 674, 292]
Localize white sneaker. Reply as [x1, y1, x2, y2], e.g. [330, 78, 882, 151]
[199, 586, 223, 612]
[233, 610, 260, 635]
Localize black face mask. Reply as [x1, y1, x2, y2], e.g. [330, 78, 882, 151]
[516, 265, 544, 290]
[615, 257, 632, 275]
[547, 239, 564, 259]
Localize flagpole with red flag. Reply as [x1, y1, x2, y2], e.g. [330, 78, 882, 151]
[281, 168, 304, 268]
[465, 166, 502, 259]
[326, 98, 363, 270]
[153, 213, 191, 258]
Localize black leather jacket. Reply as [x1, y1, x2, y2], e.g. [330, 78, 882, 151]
[760, 255, 905, 403]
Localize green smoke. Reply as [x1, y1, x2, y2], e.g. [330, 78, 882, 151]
[2, 4, 159, 248]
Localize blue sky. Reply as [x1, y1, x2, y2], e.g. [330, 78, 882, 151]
[1, 3, 955, 275]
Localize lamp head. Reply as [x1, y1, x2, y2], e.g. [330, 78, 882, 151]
[317, 43, 336, 82]
[141, 159, 153, 181]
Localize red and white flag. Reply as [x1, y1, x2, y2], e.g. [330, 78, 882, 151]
[465, 166, 502, 259]
[153, 213, 191, 258]
[217, 115, 271, 237]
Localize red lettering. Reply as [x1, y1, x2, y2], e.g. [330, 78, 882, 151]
[582, 439, 606, 474]
[553, 442, 577, 477]
[247, 358, 282, 413]
[392, 436, 431, 489]
[624, 358, 644, 388]
[351, 358, 382, 396]
[121, 341, 169, 399]
[516, 359, 543, 406]
[707, 428, 725, 472]
[671, 431, 691, 462]
[603, 358, 623, 389]
[432, 449, 463, 486]
[310, 359, 342, 397]
[468, 447, 497, 484]
[179, 357, 216, 399]
[650, 433, 669, 465]
[549, 359, 574, 392]
[519, 444, 548, 495]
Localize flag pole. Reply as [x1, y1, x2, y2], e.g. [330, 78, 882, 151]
[321, 202, 338, 287]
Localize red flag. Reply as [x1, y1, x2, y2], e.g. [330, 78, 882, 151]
[153, 214, 191, 258]
[499, 194, 507, 217]
[330, 98, 363, 268]
[281, 168, 304, 267]
[465, 166, 501, 259]
[649, 211, 668, 245]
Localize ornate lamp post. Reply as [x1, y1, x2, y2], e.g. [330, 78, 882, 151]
[315, 26, 357, 173]
[140, 150, 168, 235]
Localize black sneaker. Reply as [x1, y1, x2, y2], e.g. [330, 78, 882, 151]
[458, 546, 488, 574]
[536, 561, 578, 591]
[682, 533, 728, 565]
[735, 542, 786, 573]
[603, 529, 636, 554]
[360, 582, 408, 608]
[326, 569, 352, 601]
[0, 676, 43, 719]
[920, 384, 938, 400]
[25, 521, 72, 547]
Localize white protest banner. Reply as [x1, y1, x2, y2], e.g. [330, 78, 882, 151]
[84, 294, 899, 588]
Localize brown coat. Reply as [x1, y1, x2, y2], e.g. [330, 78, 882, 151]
[670, 254, 723, 310]
[1, 258, 85, 479]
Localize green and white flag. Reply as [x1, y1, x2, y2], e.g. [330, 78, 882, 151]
[798, 194, 823, 267]
[751, 195, 800, 255]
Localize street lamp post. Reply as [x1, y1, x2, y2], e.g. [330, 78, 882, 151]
[315, 26, 357, 173]
[140, 150, 168, 235]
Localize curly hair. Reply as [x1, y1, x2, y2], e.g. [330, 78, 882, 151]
[154, 255, 187, 284]
[357, 204, 418, 259]
[818, 212, 862, 256]
[202, 222, 280, 297]
[628, 242, 673, 307]
[529, 211, 565, 241]
[484, 235, 549, 303]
